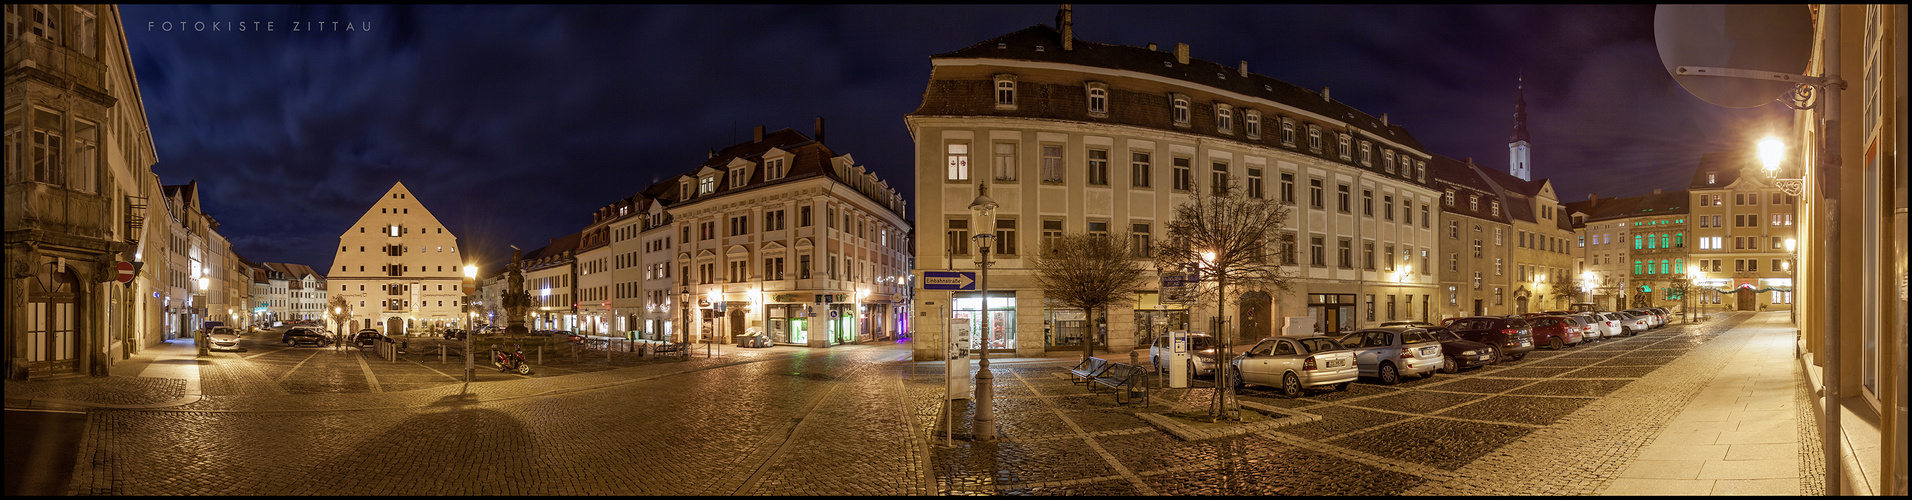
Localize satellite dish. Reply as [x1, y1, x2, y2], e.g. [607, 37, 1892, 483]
[1654, 4, 1814, 108]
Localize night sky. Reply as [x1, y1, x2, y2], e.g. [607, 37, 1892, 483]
[120, 4, 1792, 276]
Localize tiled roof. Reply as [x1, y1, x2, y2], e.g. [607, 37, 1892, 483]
[1567, 190, 1691, 224]
[1428, 154, 1511, 224]
[929, 24, 1427, 152]
[1687, 151, 1755, 190]
[523, 232, 582, 267]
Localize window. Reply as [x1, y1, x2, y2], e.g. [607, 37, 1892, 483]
[1337, 184, 1351, 213]
[1280, 233, 1297, 265]
[1490, 200, 1500, 216]
[699, 176, 717, 195]
[1040, 144, 1064, 183]
[1472, 238, 1482, 257]
[765, 158, 785, 180]
[946, 143, 970, 181]
[1244, 109, 1261, 138]
[730, 215, 751, 236]
[1365, 295, 1376, 321]
[1172, 157, 1194, 191]
[946, 219, 970, 255]
[1448, 221, 1459, 239]
[1494, 287, 1503, 306]
[1085, 83, 1108, 115]
[1449, 252, 1458, 271]
[1210, 162, 1228, 195]
[1308, 126, 1323, 151]
[1087, 149, 1110, 185]
[763, 209, 786, 232]
[1383, 150, 1396, 174]
[71, 119, 97, 193]
[1087, 221, 1109, 238]
[1310, 236, 1325, 266]
[1495, 228, 1503, 246]
[1363, 241, 1375, 270]
[1421, 205, 1429, 228]
[1337, 134, 1351, 159]
[1309, 179, 1324, 208]
[1279, 173, 1294, 203]
[994, 74, 1017, 107]
[1359, 141, 1372, 166]
[799, 206, 812, 227]
[1171, 94, 1190, 125]
[1444, 189, 1455, 207]
[1384, 195, 1394, 221]
[994, 219, 1017, 255]
[1362, 189, 1374, 216]
[993, 143, 1017, 181]
[1130, 223, 1151, 258]
[1495, 258, 1503, 275]
[729, 167, 746, 189]
[1338, 238, 1352, 268]
[1130, 152, 1152, 188]
[1281, 120, 1296, 145]
[31, 108, 63, 186]
[1215, 103, 1234, 133]
[1246, 168, 1263, 199]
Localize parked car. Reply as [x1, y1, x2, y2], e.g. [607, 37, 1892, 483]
[353, 329, 386, 347]
[1379, 321, 1437, 328]
[1425, 327, 1496, 373]
[1231, 335, 1357, 396]
[1625, 309, 1661, 329]
[1649, 307, 1672, 326]
[281, 328, 330, 347]
[206, 327, 241, 351]
[1525, 315, 1585, 349]
[1440, 316, 1536, 363]
[1335, 327, 1443, 385]
[1617, 311, 1652, 334]
[1585, 312, 1624, 339]
[442, 329, 466, 341]
[1150, 333, 1221, 380]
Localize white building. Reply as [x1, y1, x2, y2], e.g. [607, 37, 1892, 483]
[520, 233, 579, 332]
[326, 182, 468, 335]
[905, 15, 1439, 358]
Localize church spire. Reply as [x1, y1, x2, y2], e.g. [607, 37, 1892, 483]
[1508, 73, 1532, 181]
[1511, 73, 1529, 143]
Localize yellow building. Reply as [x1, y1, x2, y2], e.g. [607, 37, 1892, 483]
[326, 182, 468, 335]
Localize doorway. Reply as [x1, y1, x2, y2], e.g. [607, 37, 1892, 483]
[1239, 291, 1272, 340]
[26, 262, 79, 377]
[1735, 289, 1754, 311]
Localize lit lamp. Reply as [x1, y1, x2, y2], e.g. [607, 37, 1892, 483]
[464, 264, 478, 382]
[196, 276, 211, 356]
[1581, 271, 1598, 305]
[967, 187, 998, 442]
[1758, 137, 1804, 197]
[1688, 265, 1705, 322]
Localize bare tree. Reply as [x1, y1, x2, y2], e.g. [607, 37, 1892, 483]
[325, 295, 354, 345]
[1547, 273, 1578, 309]
[1032, 233, 1152, 362]
[1154, 182, 1295, 420]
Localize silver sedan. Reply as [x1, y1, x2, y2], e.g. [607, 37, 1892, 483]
[1231, 335, 1357, 397]
[1336, 327, 1444, 385]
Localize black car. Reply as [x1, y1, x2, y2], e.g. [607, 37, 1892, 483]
[442, 329, 466, 341]
[281, 328, 330, 347]
[1439, 316, 1536, 363]
[1426, 327, 1497, 373]
[353, 329, 386, 347]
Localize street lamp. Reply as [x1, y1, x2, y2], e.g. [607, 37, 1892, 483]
[196, 276, 211, 356]
[464, 264, 478, 383]
[1689, 265, 1705, 322]
[1757, 136, 1805, 197]
[967, 187, 998, 442]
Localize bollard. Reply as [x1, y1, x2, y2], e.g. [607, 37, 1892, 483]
[441, 344, 446, 363]
[538, 345, 542, 365]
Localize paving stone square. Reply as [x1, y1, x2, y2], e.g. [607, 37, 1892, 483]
[1437, 395, 1595, 425]
[1279, 404, 1414, 440]
[1348, 390, 1487, 414]
[1509, 378, 1635, 398]
[1328, 417, 1534, 471]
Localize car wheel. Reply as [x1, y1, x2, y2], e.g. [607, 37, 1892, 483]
[1419, 369, 1436, 379]
[1232, 368, 1246, 390]
[1486, 346, 1503, 365]
[1281, 372, 1304, 398]
[1509, 352, 1527, 361]
[284, 340, 293, 346]
[1378, 362, 1400, 385]
[1550, 337, 1565, 350]
[1151, 355, 1160, 372]
[1190, 362, 1201, 387]
[1333, 382, 1352, 392]
[517, 364, 533, 375]
[1442, 356, 1460, 374]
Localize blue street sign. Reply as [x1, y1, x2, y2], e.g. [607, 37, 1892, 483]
[922, 271, 977, 291]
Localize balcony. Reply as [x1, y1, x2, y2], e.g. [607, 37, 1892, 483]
[5, 182, 111, 242]
[5, 36, 106, 91]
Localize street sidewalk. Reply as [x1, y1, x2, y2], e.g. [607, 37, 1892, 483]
[4, 337, 204, 410]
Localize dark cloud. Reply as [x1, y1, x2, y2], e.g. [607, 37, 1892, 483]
[120, 5, 1791, 274]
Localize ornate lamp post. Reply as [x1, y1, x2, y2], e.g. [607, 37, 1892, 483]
[464, 264, 478, 382]
[1689, 265, 1706, 322]
[196, 276, 211, 356]
[967, 187, 998, 442]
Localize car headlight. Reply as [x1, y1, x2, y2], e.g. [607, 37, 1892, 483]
[1461, 350, 1476, 356]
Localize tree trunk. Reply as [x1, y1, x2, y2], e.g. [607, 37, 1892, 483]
[1212, 277, 1236, 419]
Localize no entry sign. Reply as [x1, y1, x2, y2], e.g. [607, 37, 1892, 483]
[116, 261, 136, 283]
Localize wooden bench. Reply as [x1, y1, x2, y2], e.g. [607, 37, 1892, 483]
[1069, 357, 1112, 384]
[1088, 362, 1147, 404]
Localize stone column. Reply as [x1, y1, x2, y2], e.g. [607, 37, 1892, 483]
[70, 260, 104, 376]
[5, 247, 36, 381]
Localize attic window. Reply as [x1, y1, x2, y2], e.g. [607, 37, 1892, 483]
[1163, 61, 1173, 68]
[729, 167, 746, 188]
[1216, 72, 1226, 80]
[1264, 84, 1273, 92]
[699, 176, 716, 195]
[1035, 45, 1044, 52]
[994, 74, 1018, 109]
[1171, 94, 1190, 126]
[997, 42, 1006, 49]
[1084, 82, 1108, 116]
[765, 157, 786, 180]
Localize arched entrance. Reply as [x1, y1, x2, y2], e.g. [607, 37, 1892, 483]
[1735, 288, 1755, 311]
[26, 262, 79, 377]
[1239, 291, 1272, 340]
[385, 317, 407, 336]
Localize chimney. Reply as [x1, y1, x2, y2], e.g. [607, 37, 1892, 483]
[752, 125, 765, 142]
[1056, 4, 1073, 51]
[708, 149, 716, 159]
[1589, 193, 1597, 207]
[1238, 60, 1249, 77]
[1146, 42, 1157, 51]
[1322, 87, 1331, 101]
[1652, 188, 1662, 194]
[813, 116, 826, 144]
[1174, 43, 1189, 64]
[1381, 113, 1389, 126]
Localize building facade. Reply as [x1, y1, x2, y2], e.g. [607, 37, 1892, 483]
[521, 233, 579, 332]
[1431, 156, 1516, 319]
[1687, 151, 1797, 312]
[327, 182, 468, 336]
[907, 16, 1440, 359]
[1566, 190, 1691, 313]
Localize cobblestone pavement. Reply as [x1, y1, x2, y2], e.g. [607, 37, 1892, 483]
[21, 312, 1821, 495]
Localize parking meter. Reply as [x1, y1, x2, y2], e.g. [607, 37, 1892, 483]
[1168, 330, 1191, 388]
[946, 318, 971, 399]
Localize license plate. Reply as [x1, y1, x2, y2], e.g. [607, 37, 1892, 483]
[1477, 354, 1489, 360]
[1325, 359, 1343, 368]
[1420, 347, 1435, 356]
[1520, 340, 1532, 347]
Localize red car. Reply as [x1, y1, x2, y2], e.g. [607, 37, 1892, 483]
[1525, 315, 1585, 350]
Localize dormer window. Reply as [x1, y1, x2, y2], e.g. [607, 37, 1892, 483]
[1383, 150, 1396, 174]
[1706, 171, 1716, 184]
[764, 158, 786, 181]
[1444, 188, 1455, 206]
[682, 182, 692, 199]
[1416, 161, 1426, 182]
[1469, 194, 1479, 211]
[1171, 94, 1191, 126]
[1307, 126, 1322, 152]
[994, 74, 1017, 109]
[1337, 134, 1351, 160]
[1490, 200, 1501, 216]
[1084, 82, 1108, 116]
[1359, 141, 1372, 166]
[729, 167, 746, 189]
[699, 176, 716, 195]
[1244, 109, 1261, 139]
[1281, 120, 1296, 146]
[1215, 103, 1234, 134]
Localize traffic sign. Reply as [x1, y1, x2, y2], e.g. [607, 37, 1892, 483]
[115, 261, 136, 283]
[922, 271, 976, 291]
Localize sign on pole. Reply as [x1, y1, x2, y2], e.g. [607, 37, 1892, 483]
[115, 261, 136, 283]
[922, 271, 977, 291]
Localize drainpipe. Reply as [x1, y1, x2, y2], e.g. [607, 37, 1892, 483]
[1895, 6, 1910, 495]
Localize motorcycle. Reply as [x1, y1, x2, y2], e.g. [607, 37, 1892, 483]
[491, 344, 533, 375]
